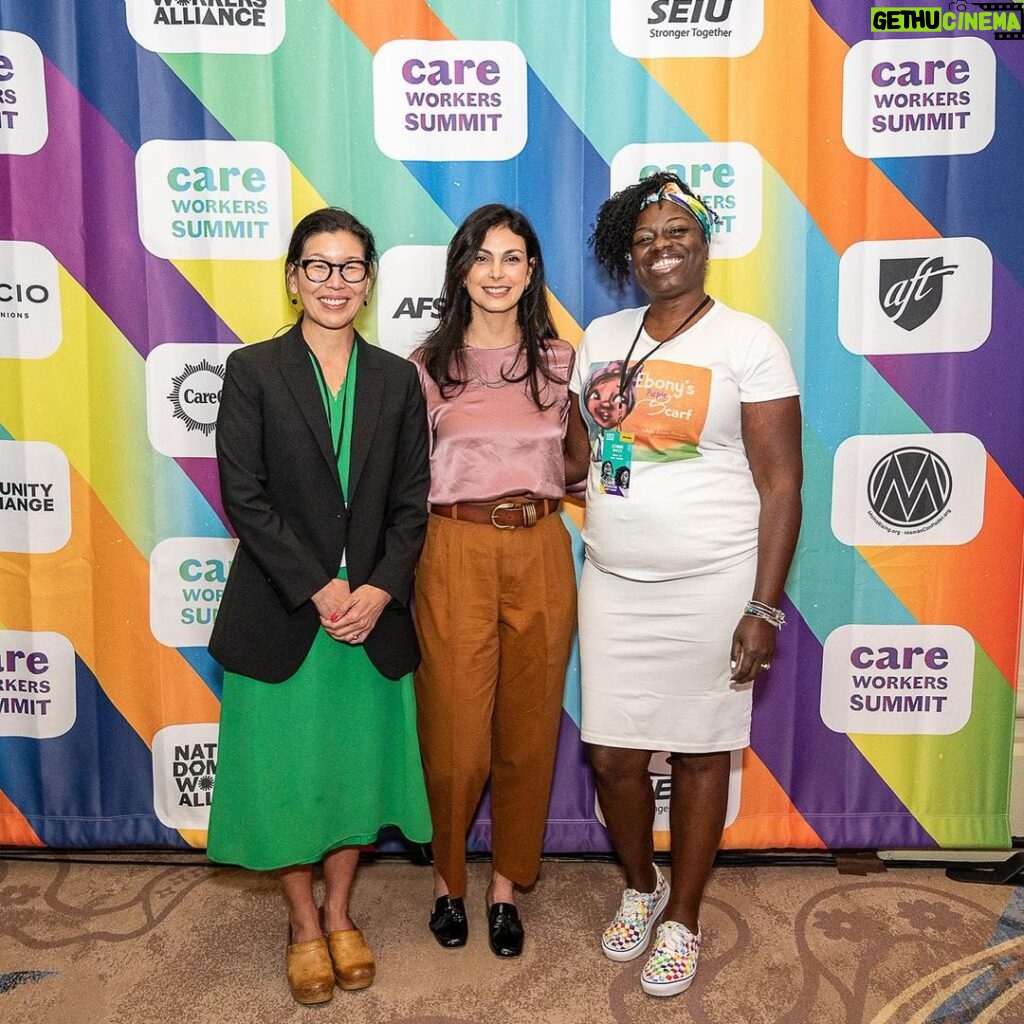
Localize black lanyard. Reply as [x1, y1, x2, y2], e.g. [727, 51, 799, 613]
[616, 294, 712, 412]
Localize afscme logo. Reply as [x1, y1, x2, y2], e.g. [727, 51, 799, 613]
[867, 447, 953, 527]
[393, 297, 441, 319]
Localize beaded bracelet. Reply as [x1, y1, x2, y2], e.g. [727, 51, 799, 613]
[743, 600, 786, 630]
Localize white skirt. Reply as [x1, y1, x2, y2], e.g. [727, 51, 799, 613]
[578, 554, 757, 753]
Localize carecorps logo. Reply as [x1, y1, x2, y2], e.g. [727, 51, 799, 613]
[376, 245, 447, 358]
[146, 343, 241, 458]
[0, 240, 62, 359]
[152, 723, 219, 829]
[879, 256, 957, 331]
[867, 446, 952, 528]
[610, 0, 764, 58]
[124, 0, 286, 55]
[838, 237, 991, 355]
[831, 433, 985, 545]
[168, 358, 225, 437]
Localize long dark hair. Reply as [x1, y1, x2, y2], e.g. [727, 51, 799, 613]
[419, 204, 561, 409]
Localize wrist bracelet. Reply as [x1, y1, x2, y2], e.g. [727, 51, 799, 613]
[743, 600, 786, 630]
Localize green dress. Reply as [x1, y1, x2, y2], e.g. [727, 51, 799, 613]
[207, 346, 433, 870]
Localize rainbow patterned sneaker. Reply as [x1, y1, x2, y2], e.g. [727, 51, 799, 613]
[600, 865, 669, 962]
[640, 920, 701, 997]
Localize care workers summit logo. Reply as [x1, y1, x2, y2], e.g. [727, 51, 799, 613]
[135, 139, 292, 260]
[820, 624, 975, 736]
[843, 36, 996, 157]
[0, 31, 48, 156]
[373, 40, 528, 161]
[124, 0, 286, 55]
[0, 629, 77, 740]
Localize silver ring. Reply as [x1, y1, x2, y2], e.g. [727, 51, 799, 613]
[761, 662, 771, 671]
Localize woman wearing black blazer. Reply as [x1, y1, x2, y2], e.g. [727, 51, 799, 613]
[206, 208, 432, 1006]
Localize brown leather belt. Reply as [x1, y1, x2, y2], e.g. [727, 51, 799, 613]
[429, 498, 560, 529]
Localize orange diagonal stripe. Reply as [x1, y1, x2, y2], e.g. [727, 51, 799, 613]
[328, 0, 453, 52]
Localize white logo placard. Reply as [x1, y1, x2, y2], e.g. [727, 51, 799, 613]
[125, 0, 286, 55]
[136, 139, 292, 260]
[377, 246, 447, 359]
[821, 624, 974, 736]
[150, 536, 238, 648]
[373, 40, 527, 161]
[842, 37, 995, 158]
[0, 630, 76, 739]
[152, 723, 219, 829]
[831, 433, 986, 546]
[146, 343, 241, 458]
[838, 237, 992, 355]
[0, 240, 62, 359]
[0, 440, 71, 554]
[0, 31, 48, 156]
[611, 0, 763, 59]
[610, 143, 763, 259]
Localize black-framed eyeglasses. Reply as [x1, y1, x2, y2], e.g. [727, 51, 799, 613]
[297, 258, 370, 284]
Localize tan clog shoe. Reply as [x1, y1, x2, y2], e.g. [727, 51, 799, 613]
[326, 928, 376, 990]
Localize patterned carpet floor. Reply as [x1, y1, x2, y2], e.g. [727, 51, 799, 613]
[1, 853, 1023, 1024]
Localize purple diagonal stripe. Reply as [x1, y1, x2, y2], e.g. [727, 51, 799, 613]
[751, 597, 937, 849]
[866, 260, 1024, 494]
[0, 59, 237, 526]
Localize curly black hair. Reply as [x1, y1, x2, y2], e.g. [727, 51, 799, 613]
[590, 171, 706, 286]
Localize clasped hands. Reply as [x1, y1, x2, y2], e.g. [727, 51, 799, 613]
[312, 579, 390, 645]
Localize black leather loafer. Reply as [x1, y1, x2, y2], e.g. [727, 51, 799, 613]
[487, 902, 524, 958]
[429, 896, 467, 948]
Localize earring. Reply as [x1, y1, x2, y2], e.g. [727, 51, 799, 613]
[290, 296, 298, 306]
[363, 298, 368, 307]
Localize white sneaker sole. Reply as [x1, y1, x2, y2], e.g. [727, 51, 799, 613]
[600, 877, 670, 963]
[641, 972, 696, 997]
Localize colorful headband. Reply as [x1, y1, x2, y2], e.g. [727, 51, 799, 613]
[639, 181, 716, 245]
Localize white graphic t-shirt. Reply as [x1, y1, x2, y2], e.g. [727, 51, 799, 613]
[570, 301, 799, 581]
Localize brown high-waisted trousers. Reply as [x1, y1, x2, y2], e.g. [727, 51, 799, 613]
[413, 510, 577, 898]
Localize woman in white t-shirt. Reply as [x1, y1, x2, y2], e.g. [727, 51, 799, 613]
[566, 172, 802, 998]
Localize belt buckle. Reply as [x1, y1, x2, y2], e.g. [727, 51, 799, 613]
[489, 501, 520, 529]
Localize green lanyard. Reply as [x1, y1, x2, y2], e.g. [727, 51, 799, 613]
[307, 344, 358, 500]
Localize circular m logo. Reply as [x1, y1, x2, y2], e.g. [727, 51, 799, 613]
[867, 447, 953, 528]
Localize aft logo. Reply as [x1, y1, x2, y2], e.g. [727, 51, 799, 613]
[146, 343, 241, 458]
[879, 256, 957, 331]
[838, 237, 992, 355]
[611, 0, 764, 57]
[376, 245, 447, 358]
[152, 723, 219, 829]
[125, 0, 287, 55]
[831, 433, 986, 545]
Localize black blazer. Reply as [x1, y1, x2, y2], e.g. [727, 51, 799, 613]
[208, 324, 430, 683]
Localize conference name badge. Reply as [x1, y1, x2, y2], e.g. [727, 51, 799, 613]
[599, 431, 633, 497]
